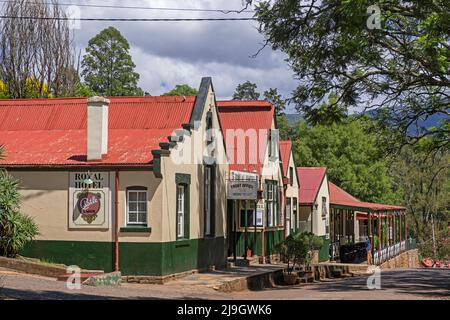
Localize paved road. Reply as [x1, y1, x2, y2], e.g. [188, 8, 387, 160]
[0, 267, 448, 300]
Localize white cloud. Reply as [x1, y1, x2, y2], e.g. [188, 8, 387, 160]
[71, 0, 298, 111]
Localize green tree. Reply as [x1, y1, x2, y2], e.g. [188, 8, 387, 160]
[304, 93, 348, 126]
[233, 81, 260, 100]
[81, 26, 143, 96]
[391, 142, 449, 259]
[74, 82, 97, 97]
[255, 0, 450, 149]
[0, 148, 39, 257]
[277, 114, 299, 141]
[295, 118, 401, 203]
[162, 84, 198, 96]
[0, 81, 10, 99]
[263, 88, 286, 115]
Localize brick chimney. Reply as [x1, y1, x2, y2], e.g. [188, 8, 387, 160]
[87, 96, 109, 161]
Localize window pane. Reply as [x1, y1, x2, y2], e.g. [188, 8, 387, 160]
[138, 213, 147, 223]
[128, 212, 137, 223]
[138, 192, 146, 201]
[129, 202, 137, 212]
[138, 202, 147, 213]
[129, 192, 137, 201]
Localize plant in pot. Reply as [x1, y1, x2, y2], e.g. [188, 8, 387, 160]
[275, 235, 303, 285]
[294, 232, 324, 280]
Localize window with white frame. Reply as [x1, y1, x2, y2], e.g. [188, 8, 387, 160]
[265, 181, 278, 227]
[268, 129, 279, 160]
[322, 196, 328, 218]
[177, 185, 185, 238]
[126, 187, 147, 226]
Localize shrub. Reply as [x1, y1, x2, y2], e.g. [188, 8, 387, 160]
[293, 232, 324, 267]
[276, 232, 324, 272]
[0, 171, 39, 257]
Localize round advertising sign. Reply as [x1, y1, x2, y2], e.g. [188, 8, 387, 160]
[77, 192, 101, 216]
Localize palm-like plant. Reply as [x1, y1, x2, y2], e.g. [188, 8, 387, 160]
[0, 147, 39, 257]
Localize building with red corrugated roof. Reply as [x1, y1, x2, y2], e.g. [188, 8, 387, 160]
[217, 99, 284, 262]
[0, 77, 230, 278]
[328, 181, 407, 263]
[279, 140, 300, 237]
[296, 167, 331, 262]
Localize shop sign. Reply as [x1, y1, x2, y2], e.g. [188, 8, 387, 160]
[228, 171, 259, 200]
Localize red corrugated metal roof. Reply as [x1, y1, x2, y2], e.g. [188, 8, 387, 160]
[297, 167, 327, 205]
[216, 100, 272, 108]
[0, 96, 195, 166]
[329, 181, 360, 203]
[279, 140, 292, 177]
[217, 100, 275, 174]
[329, 181, 405, 211]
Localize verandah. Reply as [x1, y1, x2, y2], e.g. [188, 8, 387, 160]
[330, 205, 408, 264]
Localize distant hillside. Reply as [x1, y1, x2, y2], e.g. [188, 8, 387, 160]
[366, 109, 448, 135]
[283, 110, 448, 135]
[285, 113, 303, 125]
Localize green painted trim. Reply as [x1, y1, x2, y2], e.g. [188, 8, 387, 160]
[319, 236, 331, 262]
[120, 227, 152, 233]
[21, 237, 227, 276]
[331, 204, 371, 212]
[175, 173, 191, 185]
[234, 230, 284, 257]
[176, 180, 190, 240]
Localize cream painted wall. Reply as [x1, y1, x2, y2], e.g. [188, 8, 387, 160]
[11, 85, 229, 245]
[297, 174, 330, 237]
[159, 85, 228, 242]
[12, 171, 114, 242]
[312, 175, 330, 236]
[284, 150, 299, 232]
[117, 171, 164, 243]
[259, 117, 284, 229]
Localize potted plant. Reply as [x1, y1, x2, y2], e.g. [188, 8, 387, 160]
[275, 235, 302, 285]
[294, 232, 324, 280]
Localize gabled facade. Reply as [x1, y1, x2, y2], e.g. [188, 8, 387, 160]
[297, 167, 331, 261]
[217, 101, 284, 260]
[0, 77, 229, 278]
[296, 167, 330, 237]
[279, 140, 299, 236]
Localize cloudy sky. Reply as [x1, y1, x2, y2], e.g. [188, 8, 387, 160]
[68, 0, 297, 112]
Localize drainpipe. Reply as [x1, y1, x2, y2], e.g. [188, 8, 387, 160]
[114, 170, 119, 272]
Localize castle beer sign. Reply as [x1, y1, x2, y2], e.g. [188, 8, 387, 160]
[69, 172, 110, 229]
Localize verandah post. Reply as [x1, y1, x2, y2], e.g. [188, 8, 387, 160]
[405, 209, 408, 249]
[378, 211, 381, 264]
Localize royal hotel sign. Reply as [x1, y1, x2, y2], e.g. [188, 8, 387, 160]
[68, 172, 110, 229]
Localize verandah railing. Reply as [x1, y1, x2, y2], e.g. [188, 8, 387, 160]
[373, 238, 416, 264]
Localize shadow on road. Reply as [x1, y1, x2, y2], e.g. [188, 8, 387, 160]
[0, 287, 211, 300]
[258, 269, 450, 299]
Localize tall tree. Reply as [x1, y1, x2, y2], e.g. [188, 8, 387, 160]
[295, 118, 402, 204]
[255, 0, 450, 150]
[81, 26, 143, 96]
[263, 88, 286, 115]
[305, 93, 348, 126]
[0, 0, 76, 98]
[162, 84, 197, 96]
[391, 142, 449, 259]
[233, 81, 260, 100]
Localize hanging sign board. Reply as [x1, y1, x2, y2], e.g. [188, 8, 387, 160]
[227, 171, 259, 200]
[69, 172, 110, 229]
